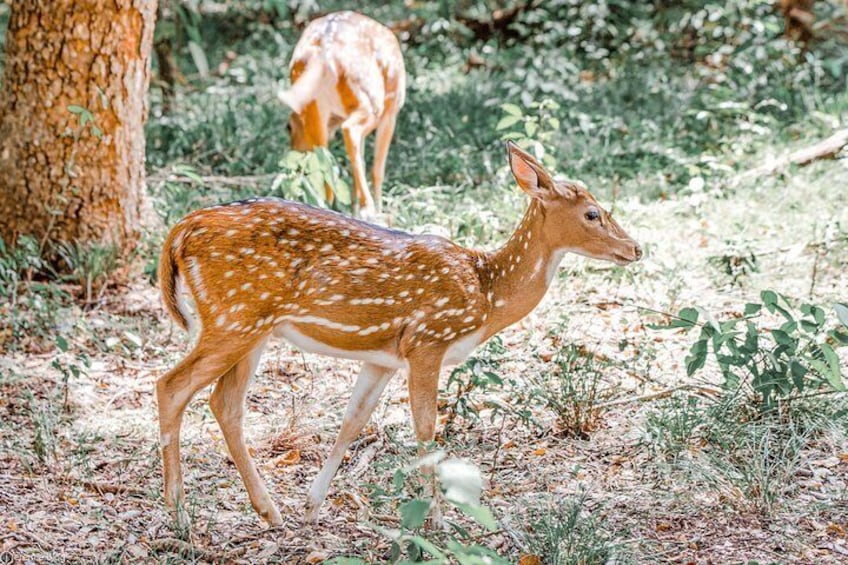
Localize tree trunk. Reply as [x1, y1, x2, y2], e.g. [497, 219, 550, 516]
[0, 0, 157, 260]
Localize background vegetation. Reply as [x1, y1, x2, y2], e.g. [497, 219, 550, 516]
[1, 1, 847, 563]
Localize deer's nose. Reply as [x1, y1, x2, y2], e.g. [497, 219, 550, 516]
[633, 244, 643, 261]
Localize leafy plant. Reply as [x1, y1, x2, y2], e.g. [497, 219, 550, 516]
[496, 98, 561, 169]
[345, 456, 507, 564]
[708, 241, 760, 287]
[526, 345, 611, 439]
[274, 148, 352, 210]
[442, 336, 509, 432]
[51, 334, 91, 411]
[55, 240, 120, 304]
[653, 292, 848, 408]
[0, 237, 69, 350]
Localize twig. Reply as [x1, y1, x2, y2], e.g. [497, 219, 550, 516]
[488, 414, 508, 481]
[150, 538, 222, 562]
[595, 385, 722, 409]
[223, 526, 287, 549]
[80, 480, 147, 497]
[736, 235, 848, 259]
[809, 244, 822, 299]
[1, 529, 54, 552]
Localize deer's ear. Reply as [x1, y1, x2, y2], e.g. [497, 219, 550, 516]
[507, 141, 556, 199]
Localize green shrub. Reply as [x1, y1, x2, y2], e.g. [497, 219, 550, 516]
[652, 291, 848, 409]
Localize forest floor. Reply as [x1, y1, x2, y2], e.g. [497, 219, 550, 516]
[1, 153, 847, 564]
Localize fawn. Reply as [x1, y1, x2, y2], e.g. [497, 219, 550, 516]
[278, 11, 406, 218]
[156, 142, 642, 526]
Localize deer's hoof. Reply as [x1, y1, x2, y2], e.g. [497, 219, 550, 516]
[259, 504, 284, 527]
[304, 499, 321, 524]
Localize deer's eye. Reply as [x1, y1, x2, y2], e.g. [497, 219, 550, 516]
[585, 208, 600, 221]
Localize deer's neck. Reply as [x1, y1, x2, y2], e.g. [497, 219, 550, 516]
[478, 199, 564, 338]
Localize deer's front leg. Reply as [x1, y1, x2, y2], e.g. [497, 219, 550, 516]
[407, 351, 445, 524]
[305, 362, 396, 523]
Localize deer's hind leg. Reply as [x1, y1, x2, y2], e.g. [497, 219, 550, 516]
[371, 108, 398, 214]
[305, 362, 396, 523]
[341, 110, 379, 218]
[156, 334, 261, 515]
[209, 338, 283, 525]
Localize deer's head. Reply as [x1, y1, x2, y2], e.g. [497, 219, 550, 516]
[507, 141, 642, 266]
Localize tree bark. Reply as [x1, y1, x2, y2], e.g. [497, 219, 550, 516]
[0, 0, 157, 259]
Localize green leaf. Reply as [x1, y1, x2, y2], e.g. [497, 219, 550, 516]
[501, 103, 522, 116]
[800, 320, 818, 333]
[332, 179, 351, 207]
[400, 499, 431, 530]
[56, 335, 69, 352]
[453, 502, 498, 531]
[761, 290, 778, 309]
[771, 329, 793, 346]
[790, 359, 807, 391]
[677, 307, 700, 327]
[651, 307, 700, 330]
[685, 339, 708, 376]
[821, 343, 846, 391]
[406, 536, 447, 559]
[524, 120, 538, 137]
[67, 104, 87, 114]
[392, 469, 405, 491]
[495, 115, 522, 130]
[187, 40, 209, 77]
[835, 303, 848, 328]
[744, 303, 762, 316]
[829, 329, 848, 345]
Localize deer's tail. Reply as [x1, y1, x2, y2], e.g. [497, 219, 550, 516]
[159, 227, 190, 332]
[277, 57, 326, 114]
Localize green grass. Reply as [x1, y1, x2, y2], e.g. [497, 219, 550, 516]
[520, 492, 632, 565]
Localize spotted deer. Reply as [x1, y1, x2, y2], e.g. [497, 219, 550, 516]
[278, 11, 406, 218]
[156, 142, 642, 526]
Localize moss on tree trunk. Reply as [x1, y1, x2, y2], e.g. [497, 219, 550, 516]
[0, 0, 157, 260]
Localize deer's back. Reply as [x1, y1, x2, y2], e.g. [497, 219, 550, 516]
[170, 199, 489, 356]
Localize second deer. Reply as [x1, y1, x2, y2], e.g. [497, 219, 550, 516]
[156, 142, 642, 526]
[278, 11, 406, 218]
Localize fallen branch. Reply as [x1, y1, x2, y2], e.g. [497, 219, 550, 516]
[596, 385, 722, 409]
[737, 128, 848, 182]
[147, 171, 279, 190]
